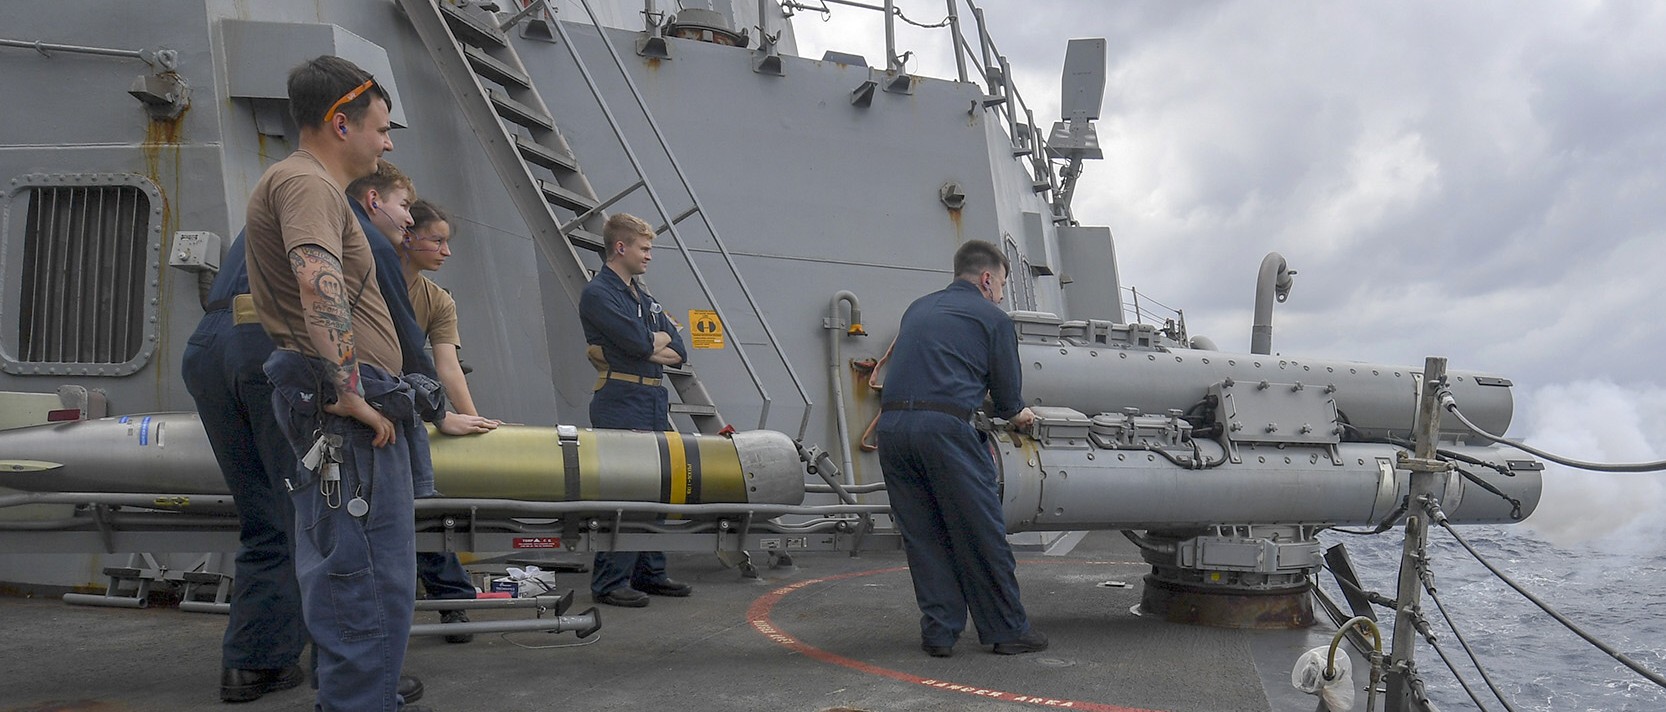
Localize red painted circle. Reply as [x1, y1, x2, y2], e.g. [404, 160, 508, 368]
[746, 565, 1163, 712]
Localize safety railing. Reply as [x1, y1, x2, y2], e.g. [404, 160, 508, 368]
[775, 0, 1065, 213]
[1121, 286, 1188, 344]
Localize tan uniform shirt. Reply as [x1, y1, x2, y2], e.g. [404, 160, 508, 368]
[407, 273, 460, 348]
[244, 150, 401, 374]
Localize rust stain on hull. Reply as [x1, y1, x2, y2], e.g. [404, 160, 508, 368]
[141, 107, 188, 395]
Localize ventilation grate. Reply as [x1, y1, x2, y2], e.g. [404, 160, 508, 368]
[3, 173, 161, 376]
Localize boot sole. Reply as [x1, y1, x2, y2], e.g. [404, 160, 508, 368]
[219, 673, 302, 703]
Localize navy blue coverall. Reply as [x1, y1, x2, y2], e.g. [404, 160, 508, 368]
[182, 233, 306, 673]
[346, 200, 473, 601]
[579, 266, 688, 595]
[876, 279, 1033, 648]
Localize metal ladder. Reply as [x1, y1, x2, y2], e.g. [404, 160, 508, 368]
[399, 0, 732, 433]
[540, 0, 816, 439]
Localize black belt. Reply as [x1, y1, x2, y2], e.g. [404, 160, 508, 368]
[204, 297, 233, 312]
[881, 400, 973, 421]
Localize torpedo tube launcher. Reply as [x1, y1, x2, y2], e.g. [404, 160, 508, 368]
[996, 312, 1538, 531]
[983, 313, 1543, 627]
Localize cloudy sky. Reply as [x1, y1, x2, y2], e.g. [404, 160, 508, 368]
[792, 1, 1666, 543]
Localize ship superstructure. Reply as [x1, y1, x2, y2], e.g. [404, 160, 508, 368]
[0, 2, 1578, 710]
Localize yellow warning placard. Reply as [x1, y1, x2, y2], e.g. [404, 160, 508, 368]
[688, 310, 724, 349]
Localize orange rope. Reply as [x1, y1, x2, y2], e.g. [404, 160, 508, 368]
[857, 338, 896, 452]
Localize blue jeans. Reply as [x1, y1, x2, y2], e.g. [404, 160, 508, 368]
[268, 352, 422, 712]
[181, 313, 306, 671]
[877, 411, 1030, 647]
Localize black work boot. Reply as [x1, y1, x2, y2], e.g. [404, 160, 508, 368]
[440, 609, 474, 644]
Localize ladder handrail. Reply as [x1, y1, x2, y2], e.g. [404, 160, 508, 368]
[398, 0, 597, 307]
[546, 0, 816, 438]
[404, 0, 735, 434]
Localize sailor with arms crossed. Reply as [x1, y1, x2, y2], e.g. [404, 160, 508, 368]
[579, 213, 696, 608]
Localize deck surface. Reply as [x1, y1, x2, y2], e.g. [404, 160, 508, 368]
[0, 532, 1352, 711]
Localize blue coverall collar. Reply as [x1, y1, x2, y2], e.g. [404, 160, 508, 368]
[598, 264, 643, 295]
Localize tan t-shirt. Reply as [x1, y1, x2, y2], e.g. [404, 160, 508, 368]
[408, 273, 460, 348]
[244, 150, 401, 374]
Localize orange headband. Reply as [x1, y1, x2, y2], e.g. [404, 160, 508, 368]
[321, 79, 376, 126]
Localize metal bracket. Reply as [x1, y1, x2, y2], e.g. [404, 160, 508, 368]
[882, 70, 913, 95]
[939, 181, 966, 210]
[128, 71, 191, 120]
[850, 78, 878, 108]
[752, 28, 784, 76]
[636, 5, 671, 58]
[498, 0, 549, 33]
[1396, 452, 1453, 473]
[969, 93, 1005, 116]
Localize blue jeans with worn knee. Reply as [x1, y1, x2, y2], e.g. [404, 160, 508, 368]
[268, 353, 420, 712]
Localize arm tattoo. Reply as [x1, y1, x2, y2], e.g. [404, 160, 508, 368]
[289, 244, 361, 397]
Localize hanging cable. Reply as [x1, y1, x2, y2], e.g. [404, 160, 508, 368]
[891, 6, 950, 29]
[1442, 392, 1666, 472]
[856, 337, 894, 452]
[1336, 421, 1525, 518]
[1315, 562, 1399, 610]
[1424, 580, 1523, 711]
[1432, 513, 1666, 689]
[1329, 495, 1410, 535]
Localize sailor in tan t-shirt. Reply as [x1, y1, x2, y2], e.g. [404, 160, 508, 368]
[244, 151, 400, 374]
[239, 56, 434, 712]
[400, 199, 499, 423]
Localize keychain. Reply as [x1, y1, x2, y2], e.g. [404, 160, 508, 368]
[305, 433, 345, 510]
[321, 460, 341, 510]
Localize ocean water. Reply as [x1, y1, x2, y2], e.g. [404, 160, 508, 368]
[1318, 526, 1666, 712]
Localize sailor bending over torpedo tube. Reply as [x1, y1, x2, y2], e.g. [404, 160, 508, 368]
[877, 239, 1047, 658]
[181, 229, 313, 703]
[579, 213, 695, 608]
